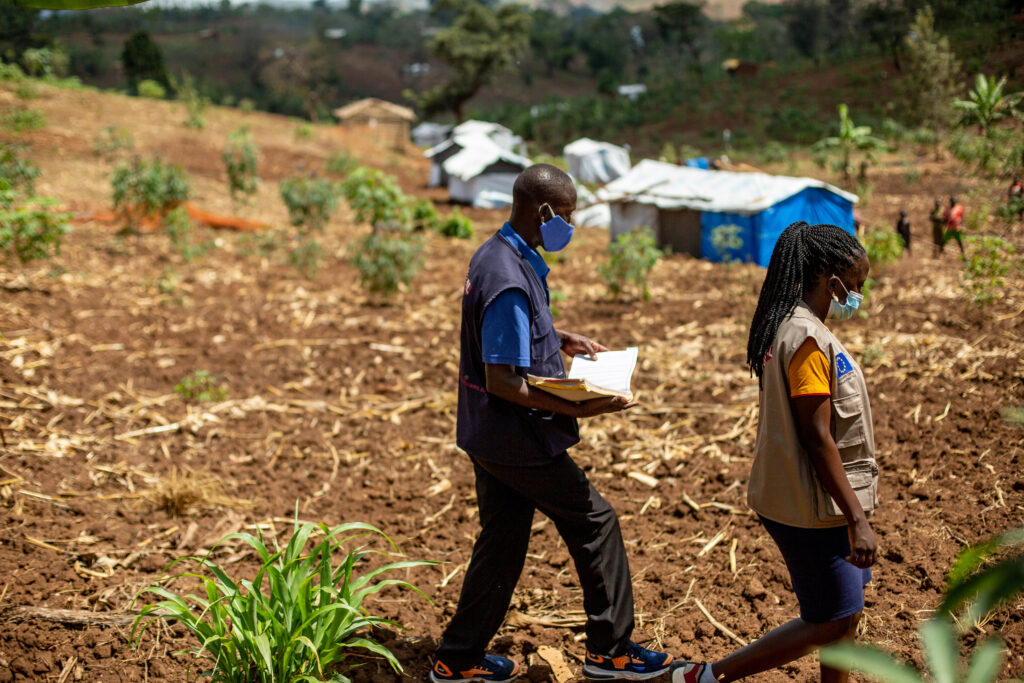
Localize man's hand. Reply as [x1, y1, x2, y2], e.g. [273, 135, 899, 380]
[558, 331, 607, 360]
[573, 395, 637, 417]
[847, 518, 877, 569]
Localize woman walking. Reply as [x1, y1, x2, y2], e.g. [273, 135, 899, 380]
[673, 221, 879, 683]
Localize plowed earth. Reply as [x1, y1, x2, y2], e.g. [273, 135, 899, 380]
[1, 84, 1023, 682]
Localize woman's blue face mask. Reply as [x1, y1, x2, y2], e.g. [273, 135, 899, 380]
[539, 203, 575, 252]
[828, 275, 864, 320]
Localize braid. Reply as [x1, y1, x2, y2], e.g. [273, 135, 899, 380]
[746, 222, 865, 381]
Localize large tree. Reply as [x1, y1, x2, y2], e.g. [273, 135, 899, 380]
[652, 1, 707, 77]
[411, 0, 531, 122]
[121, 30, 169, 94]
[901, 5, 960, 134]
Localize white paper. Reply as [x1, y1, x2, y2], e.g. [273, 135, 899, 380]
[567, 347, 639, 394]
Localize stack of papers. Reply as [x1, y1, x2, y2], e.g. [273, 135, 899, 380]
[528, 347, 638, 402]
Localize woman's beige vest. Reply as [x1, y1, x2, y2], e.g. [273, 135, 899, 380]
[747, 301, 878, 528]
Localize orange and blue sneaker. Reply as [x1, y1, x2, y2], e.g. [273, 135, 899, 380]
[429, 654, 520, 683]
[582, 641, 674, 680]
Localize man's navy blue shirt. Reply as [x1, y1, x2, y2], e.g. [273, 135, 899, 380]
[480, 223, 549, 368]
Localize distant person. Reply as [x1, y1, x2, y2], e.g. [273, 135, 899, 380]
[671, 221, 878, 683]
[944, 196, 965, 256]
[1008, 176, 1023, 219]
[896, 210, 911, 255]
[929, 198, 946, 257]
[430, 163, 673, 683]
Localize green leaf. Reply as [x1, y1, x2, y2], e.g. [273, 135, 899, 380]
[964, 637, 1005, 683]
[920, 618, 958, 683]
[15, 0, 149, 6]
[819, 643, 923, 683]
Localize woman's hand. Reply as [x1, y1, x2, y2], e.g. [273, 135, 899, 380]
[847, 518, 877, 568]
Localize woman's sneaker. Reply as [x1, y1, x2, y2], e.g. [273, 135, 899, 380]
[582, 641, 674, 680]
[429, 654, 520, 683]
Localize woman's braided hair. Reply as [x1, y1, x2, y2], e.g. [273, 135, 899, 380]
[746, 221, 865, 380]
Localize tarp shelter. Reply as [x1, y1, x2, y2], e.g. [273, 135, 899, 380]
[441, 136, 531, 208]
[333, 98, 416, 149]
[450, 120, 525, 155]
[564, 138, 632, 184]
[574, 183, 611, 229]
[425, 120, 526, 188]
[412, 122, 452, 148]
[597, 159, 857, 266]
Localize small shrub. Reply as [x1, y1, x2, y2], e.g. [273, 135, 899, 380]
[112, 157, 190, 232]
[325, 151, 357, 176]
[238, 98, 255, 113]
[1, 108, 46, 135]
[0, 180, 70, 265]
[21, 46, 68, 79]
[860, 228, 904, 271]
[0, 144, 40, 193]
[14, 81, 39, 101]
[288, 238, 323, 279]
[131, 515, 436, 683]
[960, 235, 1021, 307]
[294, 122, 313, 141]
[92, 126, 135, 163]
[279, 176, 338, 234]
[174, 369, 227, 402]
[136, 78, 166, 99]
[599, 227, 663, 301]
[708, 223, 743, 263]
[339, 167, 408, 229]
[172, 72, 209, 130]
[222, 127, 259, 204]
[163, 205, 210, 263]
[0, 62, 26, 82]
[411, 198, 440, 233]
[352, 227, 424, 295]
[439, 207, 474, 239]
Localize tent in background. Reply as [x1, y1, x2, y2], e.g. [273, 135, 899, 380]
[412, 122, 453, 148]
[597, 160, 857, 266]
[424, 120, 525, 188]
[442, 137, 532, 208]
[564, 138, 632, 184]
[574, 183, 611, 229]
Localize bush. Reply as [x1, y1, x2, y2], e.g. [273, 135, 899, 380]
[0, 62, 26, 82]
[222, 127, 259, 204]
[325, 151, 357, 176]
[92, 126, 135, 163]
[112, 157, 190, 231]
[860, 228, 903, 271]
[599, 227, 663, 301]
[960, 235, 1021, 307]
[439, 207, 474, 239]
[1, 108, 46, 135]
[279, 176, 338, 234]
[411, 198, 440, 233]
[352, 227, 424, 295]
[0, 144, 40, 194]
[172, 72, 209, 130]
[339, 168, 407, 229]
[174, 369, 227, 402]
[0, 180, 70, 265]
[294, 122, 313, 141]
[287, 238, 324, 279]
[136, 79, 166, 99]
[163, 205, 209, 263]
[132, 515, 436, 683]
[21, 46, 69, 79]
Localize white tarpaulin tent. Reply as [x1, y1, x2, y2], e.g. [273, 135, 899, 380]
[573, 183, 611, 229]
[412, 122, 453, 148]
[451, 120, 524, 154]
[442, 137, 532, 208]
[564, 138, 631, 184]
[597, 159, 857, 265]
[424, 120, 526, 188]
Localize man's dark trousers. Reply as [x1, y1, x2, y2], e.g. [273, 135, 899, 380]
[435, 453, 634, 671]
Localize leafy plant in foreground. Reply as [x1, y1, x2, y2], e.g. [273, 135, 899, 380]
[960, 235, 1021, 307]
[820, 526, 1024, 683]
[352, 227, 424, 295]
[222, 127, 259, 205]
[112, 156, 190, 232]
[599, 227, 663, 301]
[132, 516, 436, 682]
[0, 180, 70, 265]
[174, 369, 227, 402]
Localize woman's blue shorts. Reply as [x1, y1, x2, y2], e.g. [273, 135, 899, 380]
[759, 515, 872, 624]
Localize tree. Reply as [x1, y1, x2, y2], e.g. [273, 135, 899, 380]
[783, 0, 827, 63]
[410, 0, 530, 121]
[652, 1, 707, 77]
[901, 6, 959, 135]
[121, 30, 169, 95]
[858, 0, 909, 71]
[812, 104, 885, 182]
[953, 73, 1023, 137]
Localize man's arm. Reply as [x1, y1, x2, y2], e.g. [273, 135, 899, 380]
[484, 363, 635, 418]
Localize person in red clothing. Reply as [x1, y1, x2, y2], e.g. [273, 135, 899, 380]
[1008, 177, 1023, 220]
[943, 196, 965, 255]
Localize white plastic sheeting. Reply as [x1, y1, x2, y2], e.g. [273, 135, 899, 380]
[597, 159, 857, 214]
[451, 120, 524, 154]
[573, 183, 610, 229]
[412, 122, 452, 148]
[449, 174, 521, 207]
[442, 138, 531, 183]
[564, 138, 631, 184]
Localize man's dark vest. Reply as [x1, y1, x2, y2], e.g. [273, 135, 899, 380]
[456, 231, 580, 465]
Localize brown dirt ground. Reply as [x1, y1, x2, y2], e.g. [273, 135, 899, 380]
[1, 83, 1023, 683]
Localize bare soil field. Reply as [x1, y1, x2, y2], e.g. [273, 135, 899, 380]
[1, 83, 1023, 682]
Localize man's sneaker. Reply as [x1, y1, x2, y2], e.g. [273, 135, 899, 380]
[429, 654, 520, 683]
[582, 641, 674, 680]
[670, 661, 711, 683]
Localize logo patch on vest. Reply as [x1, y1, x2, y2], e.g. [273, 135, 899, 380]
[464, 277, 472, 296]
[835, 352, 853, 379]
[764, 345, 773, 363]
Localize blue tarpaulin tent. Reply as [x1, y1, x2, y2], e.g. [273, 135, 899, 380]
[597, 160, 858, 267]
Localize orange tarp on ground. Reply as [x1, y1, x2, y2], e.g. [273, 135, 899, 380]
[74, 202, 266, 232]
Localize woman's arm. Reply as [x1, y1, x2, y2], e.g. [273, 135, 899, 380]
[791, 394, 877, 568]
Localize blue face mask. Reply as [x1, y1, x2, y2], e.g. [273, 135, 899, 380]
[828, 276, 864, 320]
[539, 203, 574, 252]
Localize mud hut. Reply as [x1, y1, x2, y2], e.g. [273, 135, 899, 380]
[333, 98, 416, 148]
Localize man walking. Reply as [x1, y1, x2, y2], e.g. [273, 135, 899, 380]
[430, 164, 673, 683]
[895, 209, 911, 255]
[929, 198, 946, 257]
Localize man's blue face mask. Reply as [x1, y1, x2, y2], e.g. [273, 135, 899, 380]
[539, 203, 574, 252]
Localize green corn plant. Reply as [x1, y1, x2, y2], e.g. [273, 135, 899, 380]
[223, 127, 259, 204]
[820, 526, 1024, 683]
[599, 227, 664, 301]
[131, 514, 437, 683]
